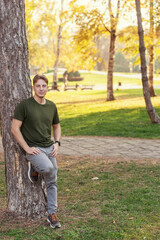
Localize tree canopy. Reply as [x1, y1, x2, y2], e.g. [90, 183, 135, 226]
[25, 0, 160, 75]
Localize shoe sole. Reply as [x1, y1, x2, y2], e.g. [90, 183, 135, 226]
[27, 161, 34, 183]
[47, 219, 61, 229]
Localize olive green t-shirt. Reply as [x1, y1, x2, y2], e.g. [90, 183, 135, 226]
[14, 97, 60, 147]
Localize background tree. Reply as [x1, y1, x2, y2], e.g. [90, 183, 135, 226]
[147, 0, 160, 96]
[0, 0, 47, 217]
[135, 0, 160, 123]
[52, 0, 64, 89]
[119, 0, 160, 96]
[148, 0, 156, 97]
[107, 0, 120, 101]
[63, 38, 97, 71]
[70, 0, 131, 101]
[25, 0, 57, 74]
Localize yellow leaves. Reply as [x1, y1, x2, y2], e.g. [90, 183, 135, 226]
[152, 161, 156, 165]
[112, 216, 134, 225]
[25, 0, 60, 72]
[65, 188, 70, 192]
[69, 0, 78, 9]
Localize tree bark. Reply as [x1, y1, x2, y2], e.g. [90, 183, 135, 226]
[148, 0, 156, 97]
[135, 0, 160, 123]
[0, 77, 2, 122]
[148, 45, 156, 96]
[107, 29, 116, 101]
[0, 0, 47, 217]
[52, 0, 64, 89]
[52, 24, 63, 88]
[107, 0, 120, 101]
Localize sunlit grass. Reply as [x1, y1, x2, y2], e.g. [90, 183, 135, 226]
[46, 88, 144, 103]
[43, 71, 160, 87]
[46, 72, 142, 86]
[46, 89, 160, 138]
[1, 156, 160, 239]
[31, 70, 160, 139]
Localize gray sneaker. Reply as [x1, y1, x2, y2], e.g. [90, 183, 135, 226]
[27, 161, 39, 183]
[47, 214, 61, 229]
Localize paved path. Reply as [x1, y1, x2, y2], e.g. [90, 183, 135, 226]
[0, 136, 160, 159]
[59, 136, 160, 159]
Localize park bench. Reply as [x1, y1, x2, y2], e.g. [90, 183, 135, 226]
[58, 77, 84, 82]
[80, 85, 94, 90]
[48, 84, 60, 91]
[48, 86, 52, 91]
[68, 77, 84, 81]
[64, 84, 79, 91]
[48, 84, 94, 91]
[64, 84, 94, 91]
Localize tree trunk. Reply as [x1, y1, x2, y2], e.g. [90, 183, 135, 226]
[107, 0, 120, 101]
[107, 29, 116, 101]
[0, 0, 47, 217]
[135, 0, 160, 123]
[148, 0, 156, 97]
[0, 77, 2, 122]
[52, 0, 64, 89]
[52, 24, 63, 89]
[148, 45, 156, 96]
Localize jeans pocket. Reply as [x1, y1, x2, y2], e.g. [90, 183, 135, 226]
[48, 144, 54, 155]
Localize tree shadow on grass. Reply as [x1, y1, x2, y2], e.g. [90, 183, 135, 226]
[60, 106, 160, 139]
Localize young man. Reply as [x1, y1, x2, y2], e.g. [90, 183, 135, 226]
[11, 74, 61, 229]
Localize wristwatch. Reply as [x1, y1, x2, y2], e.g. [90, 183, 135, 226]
[55, 141, 61, 146]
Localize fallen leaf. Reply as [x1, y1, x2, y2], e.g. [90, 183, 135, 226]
[57, 236, 62, 239]
[65, 189, 70, 192]
[92, 177, 99, 180]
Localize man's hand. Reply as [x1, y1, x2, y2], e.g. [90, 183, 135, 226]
[51, 143, 59, 157]
[26, 147, 40, 155]
[52, 123, 61, 158]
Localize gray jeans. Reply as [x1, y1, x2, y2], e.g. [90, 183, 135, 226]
[26, 145, 57, 215]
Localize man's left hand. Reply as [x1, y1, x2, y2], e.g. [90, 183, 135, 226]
[51, 143, 59, 157]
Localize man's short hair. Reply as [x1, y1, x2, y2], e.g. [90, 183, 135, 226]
[33, 74, 48, 85]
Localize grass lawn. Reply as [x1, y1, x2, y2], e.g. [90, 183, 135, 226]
[44, 71, 160, 88]
[46, 72, 142, 87]
[0, 154, 160, 240]
[31, 72, 160, 139]
[46, 88, 160, 139]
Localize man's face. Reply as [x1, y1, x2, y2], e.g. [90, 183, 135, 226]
[33, 79, 48, 98]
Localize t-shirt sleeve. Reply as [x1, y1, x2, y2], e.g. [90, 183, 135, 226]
[14, 101, 26, 121]
[52, 106, 60, 125]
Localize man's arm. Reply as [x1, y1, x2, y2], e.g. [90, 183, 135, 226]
[11, 119, 40, 155]
[51, 123, 61, 157]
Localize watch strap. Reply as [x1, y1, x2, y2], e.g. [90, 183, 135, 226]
[55, 141, 61, 146]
